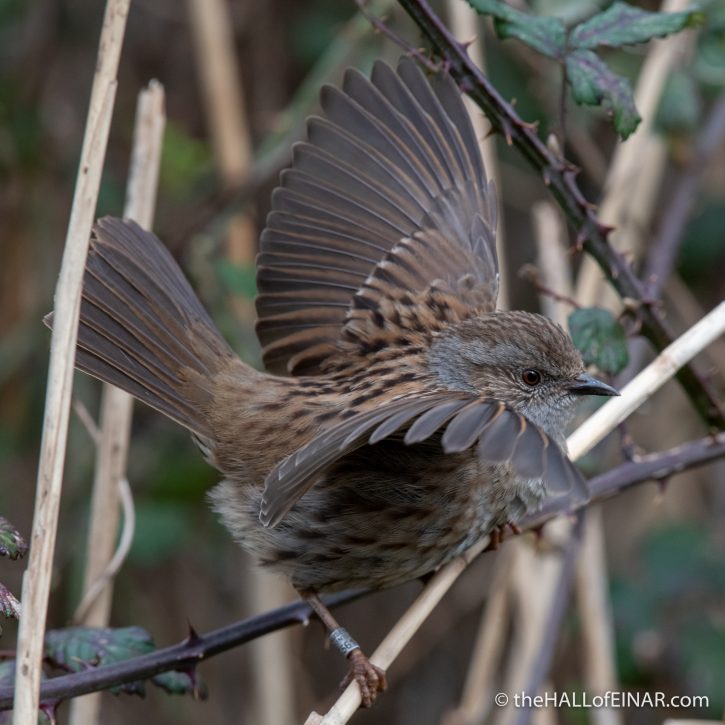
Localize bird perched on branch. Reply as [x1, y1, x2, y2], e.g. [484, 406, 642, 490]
[50, 58, 617, 707]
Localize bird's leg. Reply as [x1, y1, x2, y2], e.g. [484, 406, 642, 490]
[300, 589, 387, 708]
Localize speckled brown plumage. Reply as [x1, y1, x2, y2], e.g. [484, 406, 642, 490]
[54, 58, 618, 707]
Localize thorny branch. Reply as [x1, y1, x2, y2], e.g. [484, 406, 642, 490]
[1, 433, 722, 711]
[392, 0, 724, 431]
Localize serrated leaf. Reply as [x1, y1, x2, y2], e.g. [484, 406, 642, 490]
[569, 307, 629, 376]
[565, 50, 640, 138]
[45, 626, 155, 696]
[467, 0, 566, 58]
[0, 517, 27, 560]
[153, 669, 208, 699]
[0, 583, 20, 620]
[570, 2, 701, 50]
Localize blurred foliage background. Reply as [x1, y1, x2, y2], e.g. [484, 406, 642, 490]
[0, 0, 724, 723]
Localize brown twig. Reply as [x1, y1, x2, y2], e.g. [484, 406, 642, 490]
[395, 0, 724, 430]
[519, 263, 579, 312]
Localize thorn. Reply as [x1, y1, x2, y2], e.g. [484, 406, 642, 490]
[574, 229, 588, 252]
[563, 166, 582, 184]
[185, 621, 202, 646]
[184, 664, 209, 701]
[501, 120, 513, 146]
[460, 35, 478, 52]
[597, 221, 616, 237]
[516, 117, 539, 133]
[655, 476, 670, 500]
[40, 701, 59, 724]
[618, 426, 639, 462]
[546, 133, 562, 156]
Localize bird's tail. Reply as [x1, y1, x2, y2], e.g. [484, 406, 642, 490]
[46, 217, 236, 439]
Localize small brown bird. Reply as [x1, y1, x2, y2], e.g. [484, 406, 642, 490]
[55, 58, 617, 706]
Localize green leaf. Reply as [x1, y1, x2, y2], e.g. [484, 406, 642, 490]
[568, 307, 629, 375]
[44, 627, 207, 701]
[0, 517, 27, 560]
[467, 0, 566, 58]
[565, 50, 640, 137]
[153, 669, 208, 699]
[570, 2, 701, 50]
[45, 626, 155, 695]
[0, 582, 20, 620]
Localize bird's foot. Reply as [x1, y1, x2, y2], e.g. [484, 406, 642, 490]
[341, 649, 387, 708]
[485, 522, 522, 551]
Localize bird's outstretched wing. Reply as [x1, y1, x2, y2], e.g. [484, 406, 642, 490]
[255, 58, 498, 375]
[260, 392, 587, 527]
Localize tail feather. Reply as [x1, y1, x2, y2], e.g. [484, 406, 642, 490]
[48, 216, 236, 438]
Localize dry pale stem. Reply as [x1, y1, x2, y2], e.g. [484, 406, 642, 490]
[441, 550, 512, 725]
[67, 81, 165, 725]
[12, 1, 131, 721]
[532, 202, 572, 324]
[186, 0, 251, 185]
[575, 508, 621, 725]
[186, 0, 258, 298]
[446, 0, 508, 309]
[308, 300, 725, 725]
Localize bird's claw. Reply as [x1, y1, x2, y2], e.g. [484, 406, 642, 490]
[485, 522, 522, 551]
[341, 649, 387, 708]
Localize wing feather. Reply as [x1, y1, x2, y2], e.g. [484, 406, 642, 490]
[261, 393, 588, 528]
[255, 58, 498, 375]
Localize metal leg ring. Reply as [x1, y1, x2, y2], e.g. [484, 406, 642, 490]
[329, 627, 360, 657]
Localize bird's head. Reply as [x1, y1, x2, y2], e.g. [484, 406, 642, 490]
[428, 311, 618, 442]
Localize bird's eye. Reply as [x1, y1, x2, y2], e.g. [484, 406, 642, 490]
[521, 369, 541, 386]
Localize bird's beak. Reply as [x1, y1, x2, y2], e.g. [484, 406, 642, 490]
[568, 372, 619, 397]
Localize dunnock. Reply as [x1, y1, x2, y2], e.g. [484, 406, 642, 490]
[52, 58, 617, 706]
